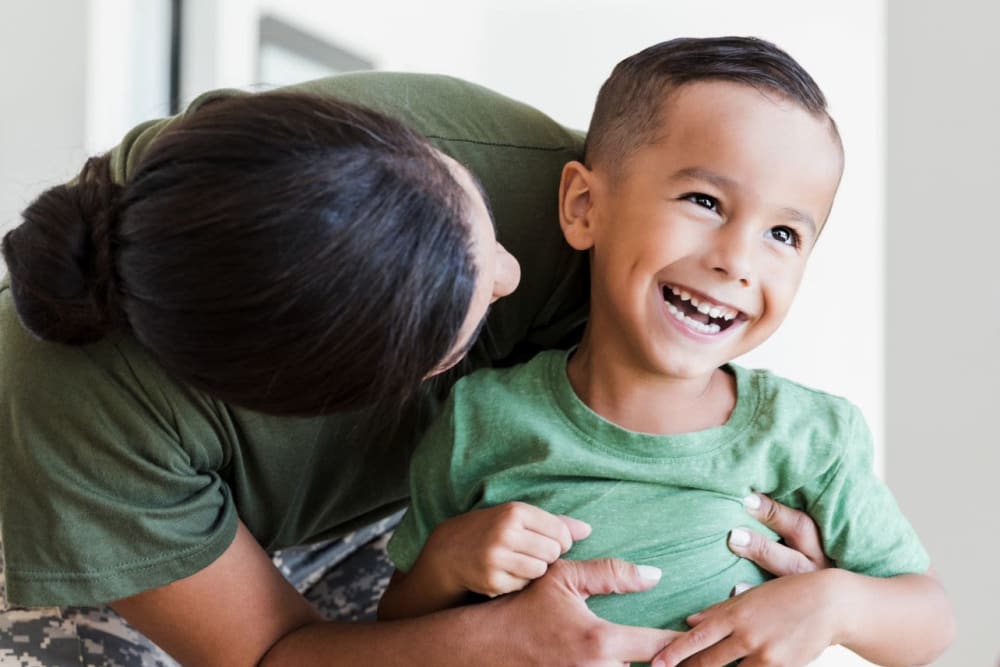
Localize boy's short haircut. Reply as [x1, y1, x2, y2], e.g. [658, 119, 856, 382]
[584, 36, 840, 175]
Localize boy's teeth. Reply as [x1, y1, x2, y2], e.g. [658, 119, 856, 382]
[665, 301, 723, 335]
[666, 284, 738, 321]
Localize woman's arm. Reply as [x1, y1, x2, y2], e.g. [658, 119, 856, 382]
[113, 520, 678, 667]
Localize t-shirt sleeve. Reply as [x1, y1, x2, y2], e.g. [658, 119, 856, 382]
[386, 393, 466, 573]
[801, 404, 930, 577]
[0, 287, 238, 607]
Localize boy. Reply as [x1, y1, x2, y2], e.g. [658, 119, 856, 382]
[378, 37, 953, 666]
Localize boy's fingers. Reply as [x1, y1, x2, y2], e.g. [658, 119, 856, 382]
[509, 529, 565, 564]
[499, 502, 576, 552]
[728, 527, 816, 577]
[557, 514, 593, 542]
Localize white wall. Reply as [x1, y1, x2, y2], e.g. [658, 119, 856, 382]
[0, 0, 171, 265]
[0, 1, 89, 251]
[886, 2, 1000, 665]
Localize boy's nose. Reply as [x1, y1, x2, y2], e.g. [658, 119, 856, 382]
[708, 227, 755, 287]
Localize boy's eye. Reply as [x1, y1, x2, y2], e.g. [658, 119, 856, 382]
[768, 225, 801, 248]
[682, 193, 720, 212]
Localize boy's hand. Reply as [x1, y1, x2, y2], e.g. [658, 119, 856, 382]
[650, 570, 840, 667]
[421, 501, 591, 598]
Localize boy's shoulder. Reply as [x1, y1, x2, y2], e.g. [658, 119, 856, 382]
[738, 364, 856, 409]
[734, 364, 864, 439]
[454, 349, 564, 392]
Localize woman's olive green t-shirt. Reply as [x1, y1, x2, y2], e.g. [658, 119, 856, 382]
[0, 73, 587, 607]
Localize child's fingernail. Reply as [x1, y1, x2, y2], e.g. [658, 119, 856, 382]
[636, 564, 662, 582]
[728, 528, 751, 548]
[743, 493, 762, 511]
[652, 661, 666, 667]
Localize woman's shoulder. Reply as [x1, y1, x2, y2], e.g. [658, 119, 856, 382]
[285, 72, 584, 151]
[0, 281, 227, 450]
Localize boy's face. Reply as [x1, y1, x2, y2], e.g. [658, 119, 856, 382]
[562, 81, 843, 380]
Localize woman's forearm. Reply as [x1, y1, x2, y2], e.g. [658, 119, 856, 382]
[262, 606, 490, 666]
[377, 564, 467, 621]
[832, 569, 955, 666]
[268, 558, 675, 667]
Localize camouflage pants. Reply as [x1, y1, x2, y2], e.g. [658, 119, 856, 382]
[0, 513, 400, 667]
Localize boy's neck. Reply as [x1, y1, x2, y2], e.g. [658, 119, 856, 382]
[566, 336, 737, 436]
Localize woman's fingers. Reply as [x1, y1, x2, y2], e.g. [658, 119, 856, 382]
[549, 558, 661, 599]
[654, 636, 746, 667]
[728, 526, 818, 576]
[533, 559, 677, 664]
[742, 493, 831, 567]
[649, 617, 731, 667]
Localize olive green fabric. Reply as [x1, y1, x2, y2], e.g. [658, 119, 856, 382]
[0, 73, 587, 607]
[388, 350, 930, 631]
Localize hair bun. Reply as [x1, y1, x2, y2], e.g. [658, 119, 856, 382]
[2, 155, 125, 344]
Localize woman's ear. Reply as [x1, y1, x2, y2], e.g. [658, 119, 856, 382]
[559, 161, 598, 251]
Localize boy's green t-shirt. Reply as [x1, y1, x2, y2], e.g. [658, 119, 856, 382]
[0, 73, 587, 607]
[388, 350, 930, 630]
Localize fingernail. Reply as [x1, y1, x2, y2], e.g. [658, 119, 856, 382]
[743, 493, 762, 511]
[636, 564, 662, 582]
[732, 582, 753, 596]
[652, 661, 665, 667]
[728, 528, 750, 548]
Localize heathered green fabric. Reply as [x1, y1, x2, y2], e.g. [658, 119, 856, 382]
[388, 350, 930, 631]
[0, 73, 586, 607]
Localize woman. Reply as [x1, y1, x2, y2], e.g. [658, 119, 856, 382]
[0, 71, 830, 666]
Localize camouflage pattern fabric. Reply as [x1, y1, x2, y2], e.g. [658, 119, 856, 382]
[0, 512, 401, 666]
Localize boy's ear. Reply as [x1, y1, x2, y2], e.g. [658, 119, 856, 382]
[559, 160, 598, 251]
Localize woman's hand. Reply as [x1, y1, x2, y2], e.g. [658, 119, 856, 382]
[648, 494, 837, 667]
[727, 493, 831, 578]
[650, 570, 840, 667]
[487, 558, 681, 666]
[422, 501, 592, 598]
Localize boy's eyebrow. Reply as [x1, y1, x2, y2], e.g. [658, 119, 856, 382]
[672, 167, 817, 235]
[778, 207, 818, 236]
[671, 167, 738, 190]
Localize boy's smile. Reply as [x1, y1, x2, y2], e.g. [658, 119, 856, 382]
[661, 283, 745, 337]
[559, 80, 843, 424]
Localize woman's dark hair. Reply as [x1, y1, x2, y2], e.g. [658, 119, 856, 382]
[585, 36, 841, 174]
[2, 92, 478, 415]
